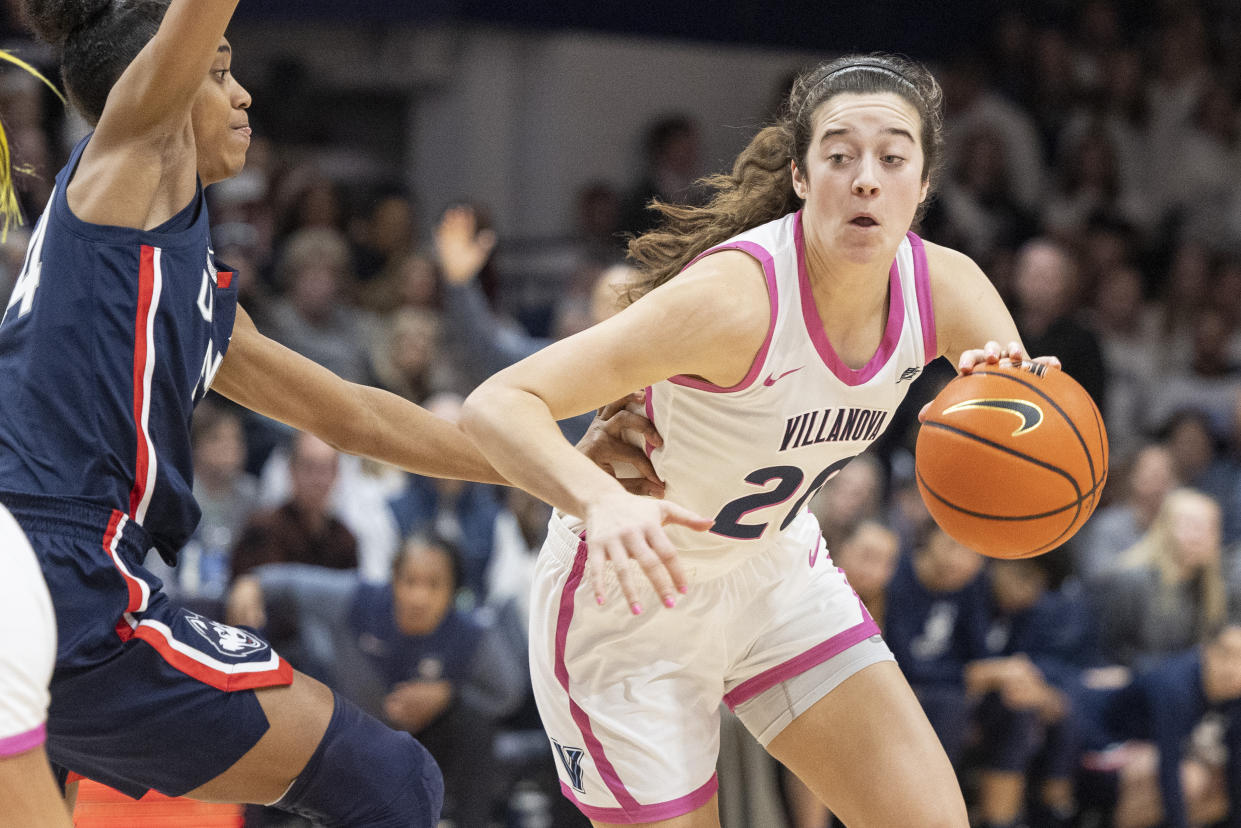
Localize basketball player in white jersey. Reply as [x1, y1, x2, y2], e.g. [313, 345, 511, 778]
[463, 54, 1060, 827]
[0, 504, 71, 827]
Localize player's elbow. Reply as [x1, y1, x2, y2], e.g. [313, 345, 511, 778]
[460, 382, 503, 443]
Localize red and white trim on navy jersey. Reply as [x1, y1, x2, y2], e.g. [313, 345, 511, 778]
[104, 508, 291, 691]
[128, 245, 162, 525]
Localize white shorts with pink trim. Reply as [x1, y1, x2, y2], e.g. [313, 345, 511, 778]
[0, 505, 54, 757]
[530, 509, 892, 824]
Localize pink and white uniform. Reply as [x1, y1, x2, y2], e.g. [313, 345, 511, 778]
[0, 503, 55, 760]
[531, 209, 937, 823]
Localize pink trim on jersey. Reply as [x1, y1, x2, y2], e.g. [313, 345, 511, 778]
[722, 606, 880, 710]
[667, 240, 778, 393]
[795, 212, 906, 386]
[128, 245, 161, 524]
[0, 723, 45, 758]
[908, 232, 937, 363]
[555, 539, 641, 812]
[561, 773, 719, 824]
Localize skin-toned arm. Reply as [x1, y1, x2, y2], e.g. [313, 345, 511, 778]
[212, 306, 505, 485]
[69, 0, 243, 229]
[462, 251, 768, 609]
[925, 241, 1060, 374]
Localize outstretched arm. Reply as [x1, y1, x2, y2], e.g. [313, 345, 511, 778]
[214, 305, 505, 484]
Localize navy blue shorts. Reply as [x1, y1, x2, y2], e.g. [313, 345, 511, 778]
[1, 492, 292, 799]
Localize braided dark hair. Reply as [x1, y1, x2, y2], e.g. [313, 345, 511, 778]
[21, 0, 170, 125]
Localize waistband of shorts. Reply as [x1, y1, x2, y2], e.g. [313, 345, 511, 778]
[0, 490, 153, 552]
[544, 508, 823, 581]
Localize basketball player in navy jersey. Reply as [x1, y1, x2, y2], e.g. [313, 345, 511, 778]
[1, 1, 664, 824]
[463, 55, 1061, 826]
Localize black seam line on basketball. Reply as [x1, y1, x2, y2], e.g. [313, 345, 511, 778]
[915, 464, 1103, 521]
[920, 418, 1087, 542]
[1088, 396, 1108, 515]
[972, 369, 1097, 487]
[920, 467, 1077, 558]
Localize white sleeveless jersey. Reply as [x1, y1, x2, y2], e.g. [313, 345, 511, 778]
[646, 210, 937, 567]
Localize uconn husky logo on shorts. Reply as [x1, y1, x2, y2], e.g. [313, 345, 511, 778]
[552, 739, 586, 793]
[185, 611, 268, 657]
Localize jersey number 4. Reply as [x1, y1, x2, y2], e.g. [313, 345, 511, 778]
[712, 455, 857, 540]
[3, 247, 40, 325]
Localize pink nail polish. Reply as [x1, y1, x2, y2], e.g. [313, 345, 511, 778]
[679, 585, 689, 595]
[631, 603, 643, 615]
[663, 597, 675, 609]
[596, 595, 605, 606]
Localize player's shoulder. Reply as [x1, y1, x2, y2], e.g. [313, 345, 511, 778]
[921, 240, 990, 307]
[647, 248, 772, 331]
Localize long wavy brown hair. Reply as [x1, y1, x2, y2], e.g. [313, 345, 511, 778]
[626, 53, 945, 304]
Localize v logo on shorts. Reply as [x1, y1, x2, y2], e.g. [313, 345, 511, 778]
[553, 739, 587, 793]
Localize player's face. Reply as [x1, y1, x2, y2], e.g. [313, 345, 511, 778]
[792, 92, 929, 266]
[191, 38, 252, 186]
[391, 545, 456, 636]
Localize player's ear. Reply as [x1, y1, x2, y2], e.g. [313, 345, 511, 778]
[791, 159, 808, 199]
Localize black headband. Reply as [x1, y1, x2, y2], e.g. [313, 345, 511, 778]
[797, 60, 917, 120]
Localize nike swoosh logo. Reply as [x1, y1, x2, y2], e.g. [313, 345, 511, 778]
[942, 398, 1044, 436]
[763, 367, 804, 386]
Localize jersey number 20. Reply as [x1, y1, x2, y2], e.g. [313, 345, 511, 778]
[712, 455, 857, 540]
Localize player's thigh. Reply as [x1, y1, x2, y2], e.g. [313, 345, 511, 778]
[184, 669, 333, 804]
[590, 793, 720, 828]
[766, 661, 967, 828]
[0, 747, 72, 828]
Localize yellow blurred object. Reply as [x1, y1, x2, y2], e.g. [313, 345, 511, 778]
[0, 50, 65, 243]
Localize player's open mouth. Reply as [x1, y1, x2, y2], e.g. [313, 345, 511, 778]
[850, 215, 878, 227]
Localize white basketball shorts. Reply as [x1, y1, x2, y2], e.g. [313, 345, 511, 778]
[0, 504, 56, 757]
[530, 509, 893, 823]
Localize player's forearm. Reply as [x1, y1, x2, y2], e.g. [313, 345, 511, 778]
[346, 385, 508, 485]
[461, 383, 626, 518]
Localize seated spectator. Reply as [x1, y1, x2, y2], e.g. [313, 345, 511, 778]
[884, 525, 990, 768]
[1090, 488, 1239, 670]
[368, 306, 453, 405]
[265, 226, 376, 383]
[966, 553, 1095, 828]
[228, 432, 358, 664]
[1074, 442, 1179, 580]
[231, 535, 525, 827]
[832, 520, 900, 627]
[148, 398, 258, 616]
[808, 452, 885, 552]
[1070, 626, 1241, 828]
[388, 393, 503, 602]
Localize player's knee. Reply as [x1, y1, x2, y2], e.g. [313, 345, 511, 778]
[275, 692, 443, 827]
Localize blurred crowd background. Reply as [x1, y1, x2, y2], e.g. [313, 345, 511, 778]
[6, 0, 1241, 826]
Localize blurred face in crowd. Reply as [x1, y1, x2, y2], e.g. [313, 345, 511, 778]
[1166, 491, 1221, 574]
[834, 522, 899, 602]
[289, 433, 338, 515]
[916, 527, 984, 593]
[392, 541, 456, 636]
[194, 414, 245, 484]
[1129, 443, 1177, 515]
[1014, 241, 1072, 318]
[989, 560, 1048, 614]
[793, 92, 928, 266]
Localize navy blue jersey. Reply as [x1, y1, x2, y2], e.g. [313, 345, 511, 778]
[0, 136, 238, 563]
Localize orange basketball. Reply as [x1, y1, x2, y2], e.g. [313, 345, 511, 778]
[915, 362, 1108, 559]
